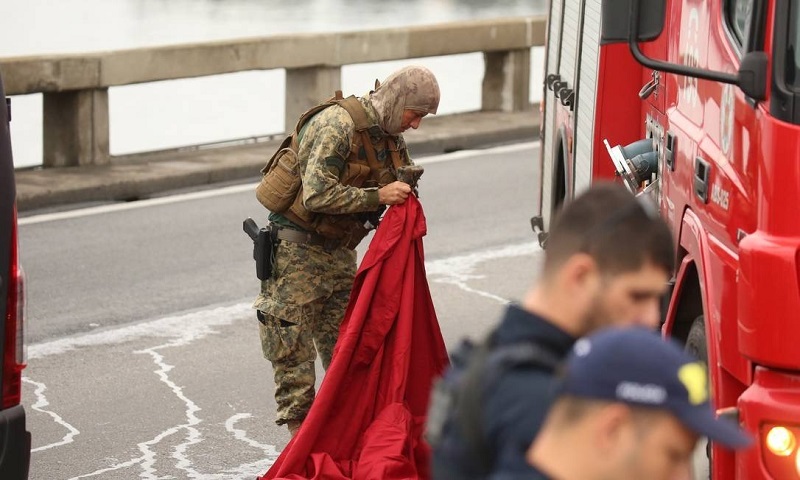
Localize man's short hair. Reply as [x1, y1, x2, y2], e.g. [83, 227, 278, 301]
[548, 395, 663, 429]
[543, 181, 674, 277]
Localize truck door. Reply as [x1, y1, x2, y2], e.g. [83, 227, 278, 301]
[539, 0, 603, 236]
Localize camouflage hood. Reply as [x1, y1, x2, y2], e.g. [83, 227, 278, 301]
[368, 65, 440, 135]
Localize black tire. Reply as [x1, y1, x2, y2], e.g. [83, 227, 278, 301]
[685, 315, 711, 479]
[685, 315, 708, 367]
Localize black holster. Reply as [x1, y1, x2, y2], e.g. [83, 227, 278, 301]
[243, 218, 276, 281]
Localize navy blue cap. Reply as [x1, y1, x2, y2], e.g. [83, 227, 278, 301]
[558, 327, 753, 449]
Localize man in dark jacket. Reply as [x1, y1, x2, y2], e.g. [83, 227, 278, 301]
[431, 182, 676, 479]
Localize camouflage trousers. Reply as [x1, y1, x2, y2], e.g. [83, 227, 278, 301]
[252, 239, 356, 426]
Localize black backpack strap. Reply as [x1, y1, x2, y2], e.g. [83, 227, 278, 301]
[457, 339, 494, 473]
[457, 335, 562, 475]
[486, 342, 562, 373]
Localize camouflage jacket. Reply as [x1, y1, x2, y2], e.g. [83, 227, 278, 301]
[271, 96, 412, 231]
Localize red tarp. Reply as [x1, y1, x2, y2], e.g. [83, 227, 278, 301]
[260, 194, 449, 480]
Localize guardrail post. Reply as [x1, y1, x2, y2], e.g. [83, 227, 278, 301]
[43, 88, 110, 167]
[285, 67, 342, 133]
[481, 49, 531, 112]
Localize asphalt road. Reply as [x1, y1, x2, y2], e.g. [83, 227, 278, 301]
[19, 142, 545, 479]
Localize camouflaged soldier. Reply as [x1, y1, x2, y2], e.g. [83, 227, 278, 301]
[252, 65, 441, 436]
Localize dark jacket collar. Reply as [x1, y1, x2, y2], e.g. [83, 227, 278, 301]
[492, 303, 575, 356]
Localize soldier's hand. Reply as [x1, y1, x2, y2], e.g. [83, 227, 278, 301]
[378, 181, 412, 205]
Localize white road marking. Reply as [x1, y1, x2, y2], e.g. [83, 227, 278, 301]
[18, 141, 538, 226]
[68, 451, 152, 479]
[29, 242, 540, 359]
[28, 303, 253, 360]
[225, 413, 281, 454]
[63, 304, 258, 479]
[193, 458, 279, 480]
[134, 341, 204, 478]
[26, 303, 255, 478]
[22, 377, 80, 452]
[426, 241, 541, 303]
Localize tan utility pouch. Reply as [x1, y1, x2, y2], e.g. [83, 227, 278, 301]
[256, 136, 301, 213]
[314, 215, 351, 240]
[286, 185, 317, 227]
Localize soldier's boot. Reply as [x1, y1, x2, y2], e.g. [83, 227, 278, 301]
[287, 419, 302, 437]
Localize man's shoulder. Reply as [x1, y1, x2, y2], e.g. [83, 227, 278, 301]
[299, 104, 356, 157]
[487, 363, 557, 411]
[312, 103, 357, 131]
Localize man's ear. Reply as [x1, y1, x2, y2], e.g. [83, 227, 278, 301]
[595, 403, 634, 451]
[559, 253, 599, 291]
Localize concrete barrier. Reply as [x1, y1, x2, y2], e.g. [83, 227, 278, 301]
[14, 109, 541, 212]
[1, 17, 545, 168]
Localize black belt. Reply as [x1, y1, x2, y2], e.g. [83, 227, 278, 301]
[272, 227, 327, 247]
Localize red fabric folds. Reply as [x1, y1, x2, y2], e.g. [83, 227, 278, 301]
[259, 194, 449, 480]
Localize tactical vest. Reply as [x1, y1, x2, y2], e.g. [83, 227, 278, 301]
[256, 91, 405, 248]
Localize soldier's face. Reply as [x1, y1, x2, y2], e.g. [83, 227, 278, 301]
[400, 110, 427, 131]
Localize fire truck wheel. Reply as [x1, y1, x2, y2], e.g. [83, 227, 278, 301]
[685, 315, 712, 476]
[685, 315, 708, 367]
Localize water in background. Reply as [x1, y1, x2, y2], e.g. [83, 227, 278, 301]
[2, 0, 547, 168]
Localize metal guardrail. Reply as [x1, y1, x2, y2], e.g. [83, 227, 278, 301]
[0, 16, 546, 168]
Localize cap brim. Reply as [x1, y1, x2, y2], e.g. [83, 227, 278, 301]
[678, 404, 753, 449]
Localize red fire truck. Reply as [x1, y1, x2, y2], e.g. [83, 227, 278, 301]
[533, 0, 800, 478]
